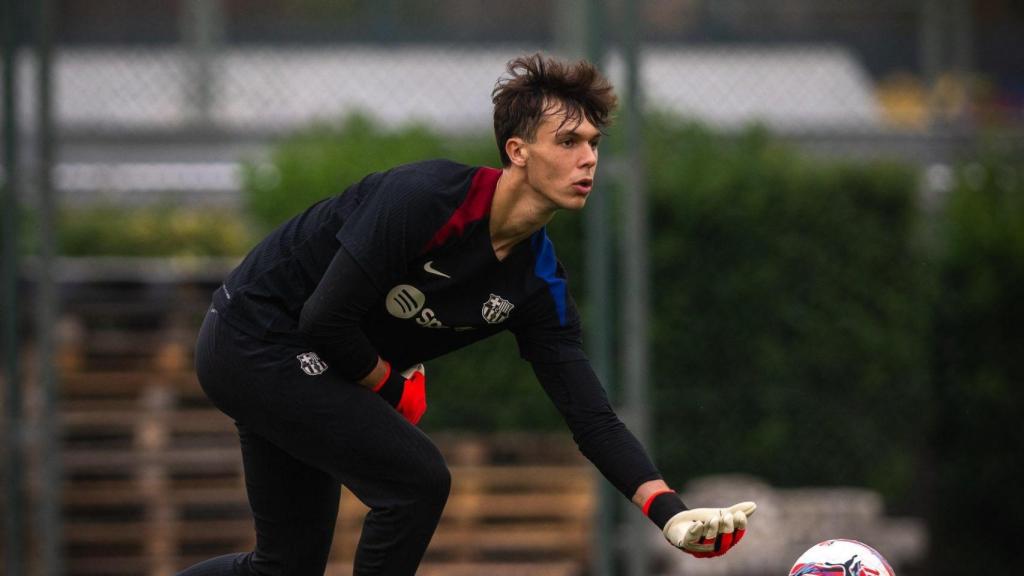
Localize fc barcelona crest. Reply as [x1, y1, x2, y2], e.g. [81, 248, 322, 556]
[481, 293, 514, 324]
[297, 352, 328, 376]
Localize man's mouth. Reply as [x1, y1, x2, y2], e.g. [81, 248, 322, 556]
[572, 178, 594, 194]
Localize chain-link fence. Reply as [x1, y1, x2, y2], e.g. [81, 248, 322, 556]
[3, 0, 1015, 202]
[2, 0, 1015, 204]
[2, 0, 1016, 205]
[11, 45, 882, 136]
[10, 1, 1020, 139]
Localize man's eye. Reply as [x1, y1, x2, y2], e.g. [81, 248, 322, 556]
[560, 139, 574, 147]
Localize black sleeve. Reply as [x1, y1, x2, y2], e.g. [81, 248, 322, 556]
[298, 245, 382, 383]
[511, 287, 588, 364]
[531, 358, 662, 498]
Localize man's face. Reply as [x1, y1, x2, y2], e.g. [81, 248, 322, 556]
[520, 104, 601, 211]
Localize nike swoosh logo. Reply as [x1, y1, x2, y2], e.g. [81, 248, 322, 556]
[423, 260, 451, 279]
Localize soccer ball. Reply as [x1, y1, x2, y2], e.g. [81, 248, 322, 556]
[788, 539, 895, 576]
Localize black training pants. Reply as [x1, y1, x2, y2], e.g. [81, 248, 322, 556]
[177, 307, 450, 576]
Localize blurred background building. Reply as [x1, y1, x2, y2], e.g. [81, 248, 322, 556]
[3, 1, 1022, 576]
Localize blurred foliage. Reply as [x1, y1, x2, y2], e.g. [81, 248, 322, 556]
[423, 333, 565, 433]
[928, 156, 1023, 574]
[241, 113, 496, 234]
[640, 118, 932, 508]
[58, 204, 253, 257]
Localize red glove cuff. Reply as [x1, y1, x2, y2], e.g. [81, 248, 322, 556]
[644, 489, 687, 529]
[371, 361, 392, 392]
[396, 369, 427, 425]
[372, 362, 427, 425]
[642, 489, 676, 517]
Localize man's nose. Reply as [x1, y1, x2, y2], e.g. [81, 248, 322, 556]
[579, 145, 597, 167]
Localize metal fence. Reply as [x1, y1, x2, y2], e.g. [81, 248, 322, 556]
[2, 0, 1015, 204]
[9, 2, 1018, 138]
[2, 1, 1016, 201]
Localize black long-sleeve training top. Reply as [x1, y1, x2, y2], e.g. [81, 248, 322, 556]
[211, 159, 661, 497]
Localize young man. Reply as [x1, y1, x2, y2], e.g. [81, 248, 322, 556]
[179, 54, 755, 576]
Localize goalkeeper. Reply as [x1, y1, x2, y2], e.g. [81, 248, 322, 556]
[178, 53, 755, 576]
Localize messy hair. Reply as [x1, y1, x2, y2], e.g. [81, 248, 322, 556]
[491, 53, 618, 166]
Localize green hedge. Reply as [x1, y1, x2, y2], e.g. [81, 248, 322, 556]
[928, 156, 1023, 574]
[242, 113, 496, 234]
[642, 120, 931, 507]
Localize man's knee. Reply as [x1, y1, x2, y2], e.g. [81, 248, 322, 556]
[412, 447, 451, 506]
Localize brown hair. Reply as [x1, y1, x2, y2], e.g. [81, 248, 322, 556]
[491, 53, 618, 166]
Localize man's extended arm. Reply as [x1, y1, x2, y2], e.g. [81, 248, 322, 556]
[530, 359, 661, 498]
[531, 359, 755, 557]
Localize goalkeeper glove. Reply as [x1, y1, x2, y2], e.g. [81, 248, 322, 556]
[372, 362, 426, 425]
[664, 501, 756, 558]
[645, 491, 756, 558]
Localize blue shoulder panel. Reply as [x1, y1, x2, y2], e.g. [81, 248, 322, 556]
[530, 227, 568, 326]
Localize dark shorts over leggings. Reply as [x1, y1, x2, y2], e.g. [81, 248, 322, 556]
[185, 307, 451, 576]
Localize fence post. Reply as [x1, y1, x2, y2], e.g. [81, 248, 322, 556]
[3, 0, 26, 573]
[35, 0, 64, 574]
[619, 1, 652, 575]
[181, 0, 225, 129]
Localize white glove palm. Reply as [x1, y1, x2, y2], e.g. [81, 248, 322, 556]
[663, 501, 756, 558]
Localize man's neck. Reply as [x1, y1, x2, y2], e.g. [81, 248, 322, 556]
[489, 167, 557, 258]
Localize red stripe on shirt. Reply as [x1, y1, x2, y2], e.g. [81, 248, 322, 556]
[420, 166, 501, 254]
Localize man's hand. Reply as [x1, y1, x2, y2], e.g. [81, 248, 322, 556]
[373, 362, 427, 425]
[663, 501, 756, 558]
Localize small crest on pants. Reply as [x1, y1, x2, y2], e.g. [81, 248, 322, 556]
[297, 352, 328, 376]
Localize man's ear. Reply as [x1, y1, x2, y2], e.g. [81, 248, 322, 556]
[506, 137, 529, 168]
